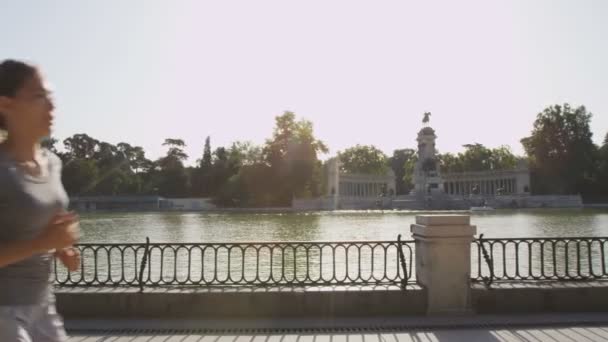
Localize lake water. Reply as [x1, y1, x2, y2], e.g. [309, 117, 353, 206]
[79, 209, 608, 244]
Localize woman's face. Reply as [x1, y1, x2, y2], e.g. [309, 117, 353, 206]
[0, 71, 55, 141]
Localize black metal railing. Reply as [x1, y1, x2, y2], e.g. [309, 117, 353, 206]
[472, 237, 608, 283]
[54, 238, 415, 288]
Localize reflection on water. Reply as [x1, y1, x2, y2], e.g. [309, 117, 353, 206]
[78, 209, 608, 244]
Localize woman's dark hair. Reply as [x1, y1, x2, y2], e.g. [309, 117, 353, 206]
[0, 60, 37, 130]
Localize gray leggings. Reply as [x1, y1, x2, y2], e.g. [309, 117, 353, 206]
[0, 303, 67, 342]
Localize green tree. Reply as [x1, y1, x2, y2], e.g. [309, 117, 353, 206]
[228, 141, 263, 166]
[62, 159, 99, 195]
[438, 152, 462, 173]
[438, 144, 517, 173]
[117, 143, 149, 174]
[338, 145, 388, 175]
[389, 149, 416, 194]
[597, 133, 608, 196]
[212, 142, 264, 206]
[262, 111, 328, 205]
[161, 138, 188, 165]
[63, 134, 99, 160]
[490, 146, 518, 170]
[403, 154, 418, 193]
[201, 136, 212, 168]
[208, 147, 232, 196]
[191, 137, 213, 197]
[521, 104, 597, 194]
[156, 138, 190, 197]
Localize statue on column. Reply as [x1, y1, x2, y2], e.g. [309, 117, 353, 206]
[422, 112, 431, 125]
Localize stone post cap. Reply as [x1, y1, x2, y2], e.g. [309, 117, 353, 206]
[415, 215, 470, 226]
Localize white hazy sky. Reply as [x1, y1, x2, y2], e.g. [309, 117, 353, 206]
[2, 0, 607, 164]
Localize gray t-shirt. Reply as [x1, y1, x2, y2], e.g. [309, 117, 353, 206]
[0, 148, 69, 305]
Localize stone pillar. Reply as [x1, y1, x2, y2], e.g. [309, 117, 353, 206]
[411, 215, 477, 315]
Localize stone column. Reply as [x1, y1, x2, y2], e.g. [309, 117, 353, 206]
[411, 215, 477, 315]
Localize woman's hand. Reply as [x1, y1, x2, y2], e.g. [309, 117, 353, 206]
[55, 247, 81, 272]
[34, 211, 80, 252]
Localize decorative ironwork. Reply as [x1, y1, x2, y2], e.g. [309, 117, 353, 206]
[477, 234, 494, 288]
[54, 238, 415, 288]
[472, 237, 608, 282]
[397, 234, 409, 290]
[138, 237, 150, 293]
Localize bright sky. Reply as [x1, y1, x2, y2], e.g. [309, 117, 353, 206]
[3, 0, 607, 164]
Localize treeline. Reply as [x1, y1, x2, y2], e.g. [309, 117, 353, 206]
[46, 104, 608, 206]
[46, 111, 327, 207]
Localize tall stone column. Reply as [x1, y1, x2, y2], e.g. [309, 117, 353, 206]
[411, 215, 477, 315]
